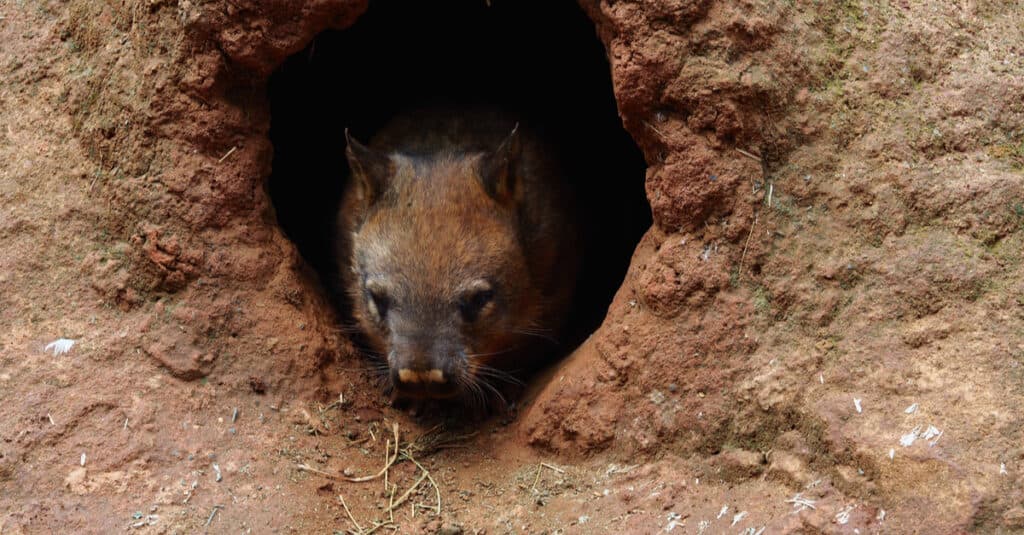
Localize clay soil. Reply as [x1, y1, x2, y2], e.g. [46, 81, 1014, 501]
[2, 0, 1024, 533]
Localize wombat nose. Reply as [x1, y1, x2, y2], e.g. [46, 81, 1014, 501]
[391, 364, 457, 398]
[396, 368, 446, 385]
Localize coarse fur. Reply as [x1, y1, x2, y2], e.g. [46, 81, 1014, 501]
[336, 109, 580, 411]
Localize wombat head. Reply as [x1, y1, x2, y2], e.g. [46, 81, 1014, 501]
[343, 127, 540, 403]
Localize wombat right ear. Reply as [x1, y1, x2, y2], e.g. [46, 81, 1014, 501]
[345, 129, 392, 204]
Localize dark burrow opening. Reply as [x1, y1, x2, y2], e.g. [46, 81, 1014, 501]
[267, 0, 650, 367]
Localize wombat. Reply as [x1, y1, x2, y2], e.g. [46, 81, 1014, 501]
[337, 110, 580, 409]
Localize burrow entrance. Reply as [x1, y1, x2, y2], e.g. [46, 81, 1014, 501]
[268, 0, 650, 359]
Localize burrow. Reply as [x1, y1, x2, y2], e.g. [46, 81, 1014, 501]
[75, 0, 784, 454]
[267, 1, 651, 363]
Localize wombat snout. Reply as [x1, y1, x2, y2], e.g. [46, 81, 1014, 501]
[387, 335, 463, 398]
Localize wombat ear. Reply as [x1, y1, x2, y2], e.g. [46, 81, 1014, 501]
[345, 129, 392, 204]
[479, 123, 521, 205]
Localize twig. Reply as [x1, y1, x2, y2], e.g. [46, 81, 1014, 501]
[643, 121, 669, 141]
[204, 505, 223, 528]
[231, 407, 239, 423]
[345, 423, 399, 482]
[384, 472, 428, 513]
[540, 462, 565, 474]
[383, 437, 390, 493]
[388, 482, 396, 524]
[736, 147, 762, 162]
[338, 494, 363, 533]
[47, 414, 55, 425]
[218, 146, 237, 163]
[402, 453, 441, 515]
[183, 480, 198, 504]
[297, 463, 340, 480]
[531, 462, 566, 493]
[739, 211, 759, 273]
[361, 522, 394, 535]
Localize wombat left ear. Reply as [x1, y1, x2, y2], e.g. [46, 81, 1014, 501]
[479, 123, 521, 204]
[345, 129, 393, 205]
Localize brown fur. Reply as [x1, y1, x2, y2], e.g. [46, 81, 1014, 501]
[336, 110, 579, 408]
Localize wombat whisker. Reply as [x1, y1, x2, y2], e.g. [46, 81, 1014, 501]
[457, 373, 487, 412]
[471, 365, 524, 386]
[512, 329, 559, 344]
[520, 321, 555, 333]
[474, 376, 508, 409]
[464, 347, 519, 360]
[328, 324, 365, 334]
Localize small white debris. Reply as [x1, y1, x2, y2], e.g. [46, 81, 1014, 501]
[45, 338, 76, 356]
[876, 509, 887, 521]
[739, 528, 766, 535]
[130, 514, 159, 529]
[889, 448, 895, 460]
[819, 373, 824, 384]
[731, 511, 748, 526]
[1000, 463, 1008, 475]
[80, 452, 86, 466]
[853, 398, 863, 413]
[578, 515, 590, 525]
[922, 425, 943, 446]
[786, 493, 817, 512]
[835, 505, 855, 525]
[212, 463, 222, 482]
[900, 425, 922, 447]
[697, 520, 710, 535]
[665, 512, 683, 531]
[717, 505, 729, 519]
[904, 403, 919, 414]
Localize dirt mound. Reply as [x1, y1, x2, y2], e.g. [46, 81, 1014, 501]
[1, 0, 1022, 533]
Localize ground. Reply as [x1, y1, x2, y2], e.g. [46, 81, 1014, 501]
[1, 0, 1024, 534]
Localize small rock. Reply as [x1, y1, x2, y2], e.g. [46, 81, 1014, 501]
[710, 448, 764, 482]
[1004, 506, 1024, 528]
[437, 524, 463, 535]
[767, 451, 811, 487]
[342, 467, 355, 478]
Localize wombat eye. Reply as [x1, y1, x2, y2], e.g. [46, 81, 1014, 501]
[458, 288, 494, 322]
[366, 288, 389, 319]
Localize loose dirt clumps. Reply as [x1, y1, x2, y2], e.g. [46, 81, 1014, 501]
[1, 0, 1023, 533]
